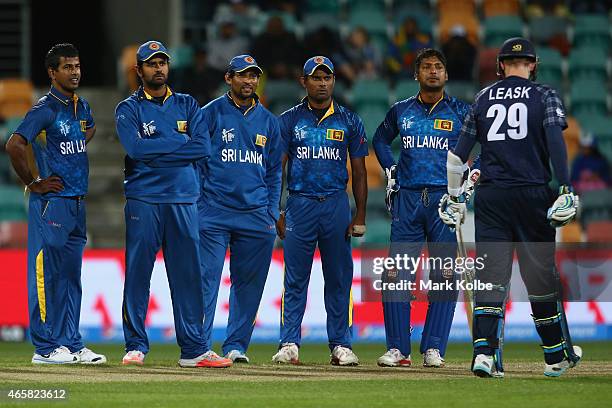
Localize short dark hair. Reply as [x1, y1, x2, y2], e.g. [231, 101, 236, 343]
[45, 43, 79, 70]
[414, 48, 447, 72]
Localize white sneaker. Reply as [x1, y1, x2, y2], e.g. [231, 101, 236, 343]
[544, 345, 583, 377]
[225, 349, 250, 363]
[423, 348, 445, 367]
[179, 350, 232, 368]
[32, 346, 78, 364]
[377, 348, 411, 367]
[472, 354, 504, 378]
[75, 347, 107, 365]
[272, 343, 299, 364]
[330, 345, 359, 366]
[122, 350, 145, 366]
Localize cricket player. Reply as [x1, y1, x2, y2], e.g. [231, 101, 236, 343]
[440, 37, 582, 377]
[272, 56, 368, 366]
[115, 41, 220, 368]
[198, 55, 282, 363]
[5, 43, 106, 364]
[372, 49, 473, 368]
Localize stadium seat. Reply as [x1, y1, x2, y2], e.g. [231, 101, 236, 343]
[393, 9, 433, 35]
[0, 184, 27, 221]
[348, 9, 388, 38]
[560, 222, 583, 243]
[346, 0, 387, 12]
[351, 79, 390, 110]
[477, 47, 500, 86]
[573, 15, 611, 49]
[358, 104, 386, 140]
[394, 79, 420, 101]
[363, 217, 391, 246]
[570, 79, 608, 117]
[580, 189, 612, 226]
[0, 79, 34, 120]
[119, 45, 139, 93]
[302, 12, 339, 34]
[437, 0, 476, 15]
[528, 15, 568, 45]
[586, 221, 612, 242]
[438, 12, 480, 45]
[306, 0, 340, 13]
[576, 115, 612, 163]
[568, 46, 609, 81]
[536, 71, 563, 98]
[483, 15, 524, 47]
[0, 153, 12, 183]
[446, 81, 476, 103]
[482, 0, 520, 18]
[365, 152, 383, 189]
[265, 79, 303, 106]
[537, 47, 563, 81]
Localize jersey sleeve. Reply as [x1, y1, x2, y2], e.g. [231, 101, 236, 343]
[453, 103, 478, 163]
[542, 88, 568, 130]
[372, 104, 399, 169]
[83, 100, 95, 129]
[265, 116, 283, 221]
[13, 103, 54, 143]
[348, 111, 369, 158]
[278, 109, 293, 155]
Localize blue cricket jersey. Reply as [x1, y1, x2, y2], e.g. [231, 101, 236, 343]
[14, 86, 93, 198]
[279, 99, 368, 197]
[454, 76, 568, 187]
[372, 93, 471, 189]
[198, 93, 282, 220]
[115, 87, 210, 204]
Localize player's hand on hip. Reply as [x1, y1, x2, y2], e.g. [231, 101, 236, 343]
[29, 175, 64, 194]
[276, 211, 286, 239]
[438, 193, 467, 228]
[547, 186, 579, 227]
[385, 165, 399, 213]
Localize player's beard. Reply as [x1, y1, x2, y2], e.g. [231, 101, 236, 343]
[144, 74, 167, 90]
[421, 83, 444, 93]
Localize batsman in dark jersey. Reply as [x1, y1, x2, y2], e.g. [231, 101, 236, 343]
[440, 38, 582, 378]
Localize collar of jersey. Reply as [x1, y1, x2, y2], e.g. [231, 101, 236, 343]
[301, 96, 337, 124]
[138, 86, 173, 103]
[417, 91, 448, 113]
[225, 91, 259, 115]
[49, 86, 77, 106]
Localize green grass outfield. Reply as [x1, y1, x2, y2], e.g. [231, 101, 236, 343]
[0, 342, 611, 407]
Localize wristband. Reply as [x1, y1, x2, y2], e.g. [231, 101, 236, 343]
[352, 225, 366, 234]
[27, 176, 42, 188]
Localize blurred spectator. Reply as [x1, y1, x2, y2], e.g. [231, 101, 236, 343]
[570, 134, 611, 195]
[213, 0, 260, 36]
[172, 48, 222, 106]
[441, 25, 476, 81]
[386, 17, 432, 80]
[302, 27, 343, 64]
[334, 26, 382, 86]
[525, 0, 571, 18]
[207, 18, 249, 77]
[250, 15, 302, 79]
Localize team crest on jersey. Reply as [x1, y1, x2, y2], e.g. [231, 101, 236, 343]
[80, 120, 87, 132]
[402, 117, 414, 130]
[433, 119, 453, 132]
[177, 121, 188, 132]
[255, 134, 267, 147]
[326, 129, 344, 142]
[294, 125, 307, 141]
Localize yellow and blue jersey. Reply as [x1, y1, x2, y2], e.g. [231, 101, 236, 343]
[14, 86, 93, 197]
[115, 87, 210, 204]
[373, 93, 471, 189]
[279, 99, 368, 197]
[198, 93, 282, 220]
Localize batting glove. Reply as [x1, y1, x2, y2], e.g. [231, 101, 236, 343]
[438, 193, 467, 229]
[547, 185, 579, 227]
[463, 168, 481, 203]
[385, 165, 399, 214]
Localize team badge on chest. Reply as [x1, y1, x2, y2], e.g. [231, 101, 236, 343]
[326, 129, 344, 142]
[255, 134, 267, 147]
